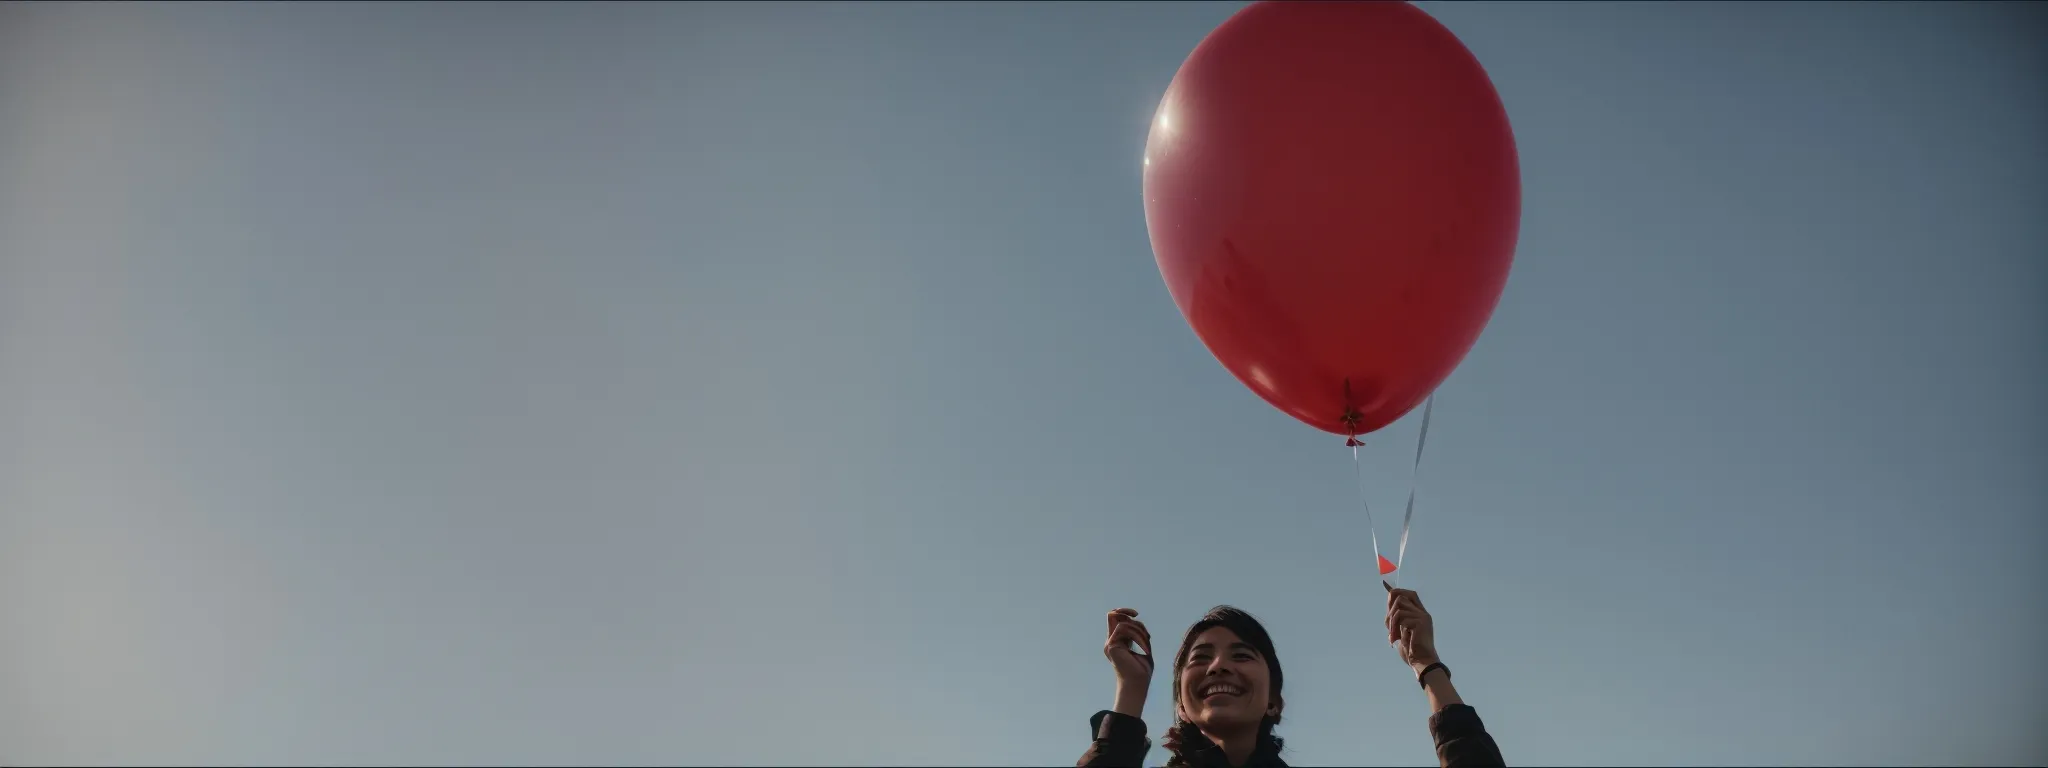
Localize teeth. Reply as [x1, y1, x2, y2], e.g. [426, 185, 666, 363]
[1203, 684, 1242, 697]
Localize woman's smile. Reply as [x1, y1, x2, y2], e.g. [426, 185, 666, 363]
[1199, 681, 1246, 702]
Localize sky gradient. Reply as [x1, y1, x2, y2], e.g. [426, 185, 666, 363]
[3, 2, 2044, 766]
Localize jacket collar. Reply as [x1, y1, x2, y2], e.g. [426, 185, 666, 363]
[1178, 741, 1287, 768]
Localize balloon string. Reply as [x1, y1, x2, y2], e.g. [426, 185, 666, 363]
[1391, 393, 1436, 588]
[1352, 443, 1385, 587]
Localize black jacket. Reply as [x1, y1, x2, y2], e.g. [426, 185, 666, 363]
[1077, 705, 1505, 768]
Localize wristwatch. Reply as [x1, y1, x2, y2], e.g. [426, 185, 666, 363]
[1416, 661, 1449, 688]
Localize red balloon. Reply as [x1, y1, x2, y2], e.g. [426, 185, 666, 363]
[1143, 0, 1520, 438]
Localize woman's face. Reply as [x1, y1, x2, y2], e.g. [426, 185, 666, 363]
[1176, 626, 1277, 733]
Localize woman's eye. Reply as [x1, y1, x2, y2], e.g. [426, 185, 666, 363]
[1233, 653, 1254, 661]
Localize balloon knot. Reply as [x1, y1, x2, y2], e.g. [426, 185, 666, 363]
[1339, 407, 1364, 435]
[1339, 379, 1366, 436]
[1346, 436, 1364, 448]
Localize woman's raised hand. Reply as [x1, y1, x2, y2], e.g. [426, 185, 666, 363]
[1103, 608, 1154, 716]
[1385, 587, 1440, 673]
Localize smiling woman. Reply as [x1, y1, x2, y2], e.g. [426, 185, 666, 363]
[1158, 608, 1287, 768]
[1080, 598, 1504, 768]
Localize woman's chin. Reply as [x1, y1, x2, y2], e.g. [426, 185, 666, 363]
[1193, 705, 1262, 731]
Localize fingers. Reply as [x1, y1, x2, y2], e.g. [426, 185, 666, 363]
[1388, 603, 1429, 628]
[1385, 602, 1431, 644]
[1106, 624, 1156, 670]
[1107, 609, 1150, 651]
[1106, 610, 1148, 637]
[1107, 623, 1135, 652]
[1105, 612, 1153, 657]
[1385, 592, 1428, 630]
[1382, 589, 1432, 648]
[1390, 615, 1424, 648]
[1385, 587, 1424, 610]
[1106, 608, 1138, 633]
[1109, 621, 1149, 650]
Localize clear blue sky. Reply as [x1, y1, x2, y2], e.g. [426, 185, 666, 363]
[3, 2, 2042, 766]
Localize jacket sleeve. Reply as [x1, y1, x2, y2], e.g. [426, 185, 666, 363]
[1078, 709, 1151, 767]
[1428, 704, 1505, 767]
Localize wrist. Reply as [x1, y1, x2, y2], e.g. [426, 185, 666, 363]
[1414, 661, 1452, 691]
[1408, 656, 1443, 676]
[1415, 661, 1463, 710]
[1113, 683, 1148, 718]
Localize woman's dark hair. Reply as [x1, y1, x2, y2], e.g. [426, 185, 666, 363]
[1164, 606, 1284, 767]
